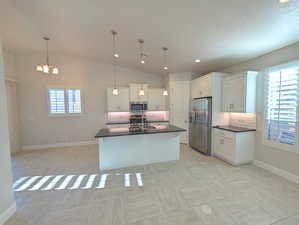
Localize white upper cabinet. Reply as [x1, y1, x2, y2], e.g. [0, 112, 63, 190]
[191, 74, 212, 99]
[148, 88, 166, 111]
[130, 84, 148, 102]
[107, 88, 130, 112]
[222, 71, 257, 113]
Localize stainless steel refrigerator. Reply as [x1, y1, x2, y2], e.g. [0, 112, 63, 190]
[189, 97, 212, 155]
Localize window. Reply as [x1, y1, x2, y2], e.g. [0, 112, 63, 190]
[48, 89, 82, 115]
[265, 63, 299, 148]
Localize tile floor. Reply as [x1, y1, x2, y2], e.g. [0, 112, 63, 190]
[5, 144, 299, 225]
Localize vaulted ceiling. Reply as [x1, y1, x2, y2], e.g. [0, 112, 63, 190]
[0, 0, 299, 75]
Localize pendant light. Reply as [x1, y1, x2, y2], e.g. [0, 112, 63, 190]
[111, 30, 119, 95]
[138, 39, 147, 64]
[36, 37, 59, 75]
[162, 47, 169, 71]
[138, 39, 147, 96]
[162, 47, 169, 96]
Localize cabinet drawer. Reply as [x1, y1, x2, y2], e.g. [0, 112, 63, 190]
[214, 129, 235, 140]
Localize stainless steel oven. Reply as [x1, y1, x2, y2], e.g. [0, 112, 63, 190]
[130, 102, 148, 112]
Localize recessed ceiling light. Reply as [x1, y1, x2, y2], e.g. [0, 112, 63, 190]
[195, 59, 201, 63]
[113, 53, 119, 58]
[163, 66, 168, 70]
[279, 0, 289, 3]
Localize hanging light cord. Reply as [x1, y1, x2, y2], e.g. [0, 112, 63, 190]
[45, 37, 50, 66]
[112, 31, 117, 89]
[140, 40, 144, 61]
[163, 47, 168, 67]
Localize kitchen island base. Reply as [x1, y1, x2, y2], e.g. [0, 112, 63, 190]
[98, 132, 181, 170]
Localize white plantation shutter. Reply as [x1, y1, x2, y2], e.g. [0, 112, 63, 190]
[68, 89, 82, 114]
[265, 63, 299, 146]
[48, 88, 82, 115]
[48, 89, 66, 114]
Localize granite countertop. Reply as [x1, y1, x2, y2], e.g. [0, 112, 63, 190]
[106, 120, 170, 125]
[95, 125, 186, 138]
[213, 125, 256, 133]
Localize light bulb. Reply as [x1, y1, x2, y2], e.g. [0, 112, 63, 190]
[36, 65, 43, 72]
[114, 53, 119, 58]
[139, 89, 145, 96]
[112, 88, 119, 95]
[163, 90, 168, 96]
[43, 65, 49, 73]
[163, 66, 168, 70]
[141, 60, 145, 64]
[195, 59, 201, 63]
[52, 67, 59, 75]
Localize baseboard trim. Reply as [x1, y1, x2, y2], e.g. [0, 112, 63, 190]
[253, 160, 299, 184]
[0, 202, 16, 225]
[22, 140, 97, 151]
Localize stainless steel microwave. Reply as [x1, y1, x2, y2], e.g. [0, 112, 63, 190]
[130, 102, 148, 111]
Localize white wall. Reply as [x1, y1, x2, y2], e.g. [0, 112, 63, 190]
[0, 41, 16, 225]
[3, 51, 20, 154]
[222, 41, 299, 176]
[3, 51, 17, 80]
[15, 54, 165, 148]
[5, 80, 21, 154]
[168, 72, 192, 144]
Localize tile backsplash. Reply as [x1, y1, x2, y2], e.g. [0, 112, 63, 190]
[229, 113, 256, 129]
[146, 111, 169, 121]
[107, 111, 169, 123]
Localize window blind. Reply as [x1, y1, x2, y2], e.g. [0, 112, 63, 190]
[48, 89, 66, 114]
[68, 89, 81, 114]
[265, 65, 299, 145]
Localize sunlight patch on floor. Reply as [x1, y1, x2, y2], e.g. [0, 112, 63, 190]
[13, 173, 144, 192]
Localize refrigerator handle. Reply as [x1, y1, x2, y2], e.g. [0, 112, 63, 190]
[189, 112, 193, 123]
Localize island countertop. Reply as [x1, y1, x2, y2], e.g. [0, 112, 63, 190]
[95, 125, 186, 138]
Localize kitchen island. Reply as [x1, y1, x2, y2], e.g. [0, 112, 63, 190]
[95, 125, 186, 170]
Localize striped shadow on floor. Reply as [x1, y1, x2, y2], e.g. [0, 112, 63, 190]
[13, 173, 144, 192]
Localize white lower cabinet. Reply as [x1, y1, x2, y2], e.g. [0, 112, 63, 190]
[213, 128, 255, 165]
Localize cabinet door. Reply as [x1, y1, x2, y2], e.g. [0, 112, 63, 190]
[148, 89, 165, 111]
[130, 84, 148, 102]
[222, 74, 249, 112]
[222, 75, 245, 112]
[200, 75, 212, 97]
[192, 75, 212, 99]
[222, 80, 233, 112]
[213, 134, 224, 156]
[214, 134, 236, 163]
[230, 76, 245, 112]
[191, 78, 200, 99]
[139, 84, 148, 102]
[222, 137, 236, 162]
[129, 84, 139, 102]
[107, 88, 129, 112]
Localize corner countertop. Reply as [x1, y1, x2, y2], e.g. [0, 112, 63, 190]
[95, 125, 186, 138]
[213, 125, 256, 133]
[106, 120, 169, 125]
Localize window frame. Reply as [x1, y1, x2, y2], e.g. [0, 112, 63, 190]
[47, 86, 84, 117]
[262, 61, 299, 152]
